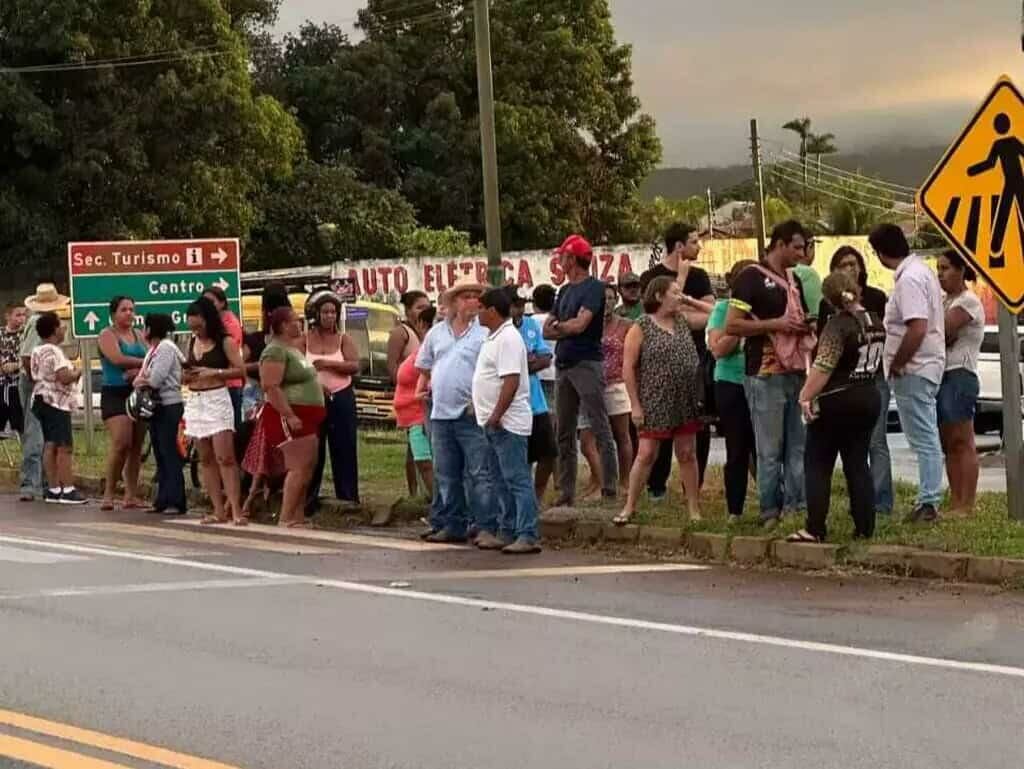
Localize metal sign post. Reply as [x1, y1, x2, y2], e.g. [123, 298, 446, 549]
[998, 306, 1024, 520]
[81, 340, 95, 456]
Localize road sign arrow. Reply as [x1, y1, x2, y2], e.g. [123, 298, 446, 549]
[211, 247, 229, 265]
[84, 311, 100, 331]
[213, 278, 230, 291]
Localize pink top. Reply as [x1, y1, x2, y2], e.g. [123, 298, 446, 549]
[222, 311, 244, 389]
[393, 351, 425, 428]
[306, 348, 352, 393]
[602, 320, 629, 385]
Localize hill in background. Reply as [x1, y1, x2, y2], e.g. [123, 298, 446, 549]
[641, 144, 947, 200]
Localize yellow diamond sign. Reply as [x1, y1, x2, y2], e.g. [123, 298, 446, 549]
[919, 76, 1024, 311]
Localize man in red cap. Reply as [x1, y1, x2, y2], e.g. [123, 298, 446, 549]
[543, 235, 619, 504]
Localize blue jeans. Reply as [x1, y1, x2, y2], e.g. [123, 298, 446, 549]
[485, 427, 538, 543]
[18, 375, 43, 497]
[871, 378, 894, 513]
[430, 411, 497, 537]
[745, 373, 806, 520]
[891, 374, 944, 507]
[150, 402, 187, 512]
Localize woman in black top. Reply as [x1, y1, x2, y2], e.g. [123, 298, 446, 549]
[818, 245, 894, 516]
[789, 271, 885, 543]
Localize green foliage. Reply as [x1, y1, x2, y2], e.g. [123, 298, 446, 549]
[256, 0, 661, 250]
[0, 0, 303, 272]
[248, 162, 418, 269]
[635, 196, 706, 242]
[401, 226, 482, 259]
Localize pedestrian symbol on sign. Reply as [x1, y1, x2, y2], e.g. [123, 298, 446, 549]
[967, 112, 1024, 265]
[185, 247, 204, 267]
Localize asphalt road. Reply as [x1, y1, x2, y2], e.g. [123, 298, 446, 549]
[2, 495, 1023, 768]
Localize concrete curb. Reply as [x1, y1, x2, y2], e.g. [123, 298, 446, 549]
[3, 473, 1023, 589]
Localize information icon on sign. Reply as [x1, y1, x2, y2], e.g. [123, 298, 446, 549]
[185, 247, 204, 267]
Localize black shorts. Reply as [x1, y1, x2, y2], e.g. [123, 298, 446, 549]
[0, 383, 23, 433]
[527, 412, 557, 464]
[101, 385, 133, 421]
[32, 397, 73, 448]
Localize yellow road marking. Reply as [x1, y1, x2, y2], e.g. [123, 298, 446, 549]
[0, 733, 131, 768]
[0, 709, 241, 769]
[60, 522, 341, 555]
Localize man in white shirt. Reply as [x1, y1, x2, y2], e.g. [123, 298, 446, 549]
[870, 223, 945, 523]
[473, 288, 541, 554]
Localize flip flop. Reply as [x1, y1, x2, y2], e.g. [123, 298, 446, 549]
[200, 515, 230, 525]
[612, 512, 633, 527]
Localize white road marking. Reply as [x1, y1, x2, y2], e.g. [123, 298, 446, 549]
[418, 563, 710, 580]
[0, 577, 301, 601]
[9, 528, 226, 558]
[0, 545, 89, 564]
[2, 534, 1023, 681]
[60, 523, 343, 555]
[166, 518, 463, 552]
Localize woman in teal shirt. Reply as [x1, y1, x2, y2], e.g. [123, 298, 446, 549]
[707, 260, 757, 523]
[97, 296, 148, 511]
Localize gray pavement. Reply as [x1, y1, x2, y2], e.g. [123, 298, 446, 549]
[1, 495, 1023, 768]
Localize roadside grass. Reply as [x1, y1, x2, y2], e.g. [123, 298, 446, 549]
[7, 428, 1024, 559]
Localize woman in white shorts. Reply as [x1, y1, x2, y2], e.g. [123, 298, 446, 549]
[183, 297, 246, 525]
[579, 282, 634, 498]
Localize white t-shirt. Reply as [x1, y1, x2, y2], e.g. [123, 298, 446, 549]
[944, 289, 984, 374]
[531, 312, 556, 382]
[472, 320, 533, 436]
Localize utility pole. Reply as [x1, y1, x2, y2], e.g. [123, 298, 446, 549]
[1007, 3, 1024, 521]
[473, 0, 504, 287]
[749, 118, 767, 258]
[706, 187, 714, 239]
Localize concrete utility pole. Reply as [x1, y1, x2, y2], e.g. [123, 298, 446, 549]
[473, 0, 504, 287]
[749, 119, 768, 257]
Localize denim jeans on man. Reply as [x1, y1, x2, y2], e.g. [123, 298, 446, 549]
[744, 372, 806, 520]
[890, 374, 943, 507]
[18, 374, 43, 498]
[150, 402, 187, 512]
[871, 377, 894, 513]
[555, 360, 617, 501]
[430, 410, 497, 538]
[485, 426, 539, 543]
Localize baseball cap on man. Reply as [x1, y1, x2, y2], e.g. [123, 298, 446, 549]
[555, 235, 593, 263]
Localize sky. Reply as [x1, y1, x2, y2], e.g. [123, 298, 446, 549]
[272, 0, 1024, 167]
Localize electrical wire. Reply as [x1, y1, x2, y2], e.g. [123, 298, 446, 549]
[0, 48, 235, 74]
[767, 153, 916, 203]
[774, 146, 918, 193]
[767, 156, 914, 207]
[766, 164, 900, 213]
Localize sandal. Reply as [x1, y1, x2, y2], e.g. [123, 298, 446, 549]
[612, 511, 633, 526]
[786, 529, 822, 544]
[232, 518, 249, 527]
[100, 502, 115, 512]
[200, 515, 230, 525]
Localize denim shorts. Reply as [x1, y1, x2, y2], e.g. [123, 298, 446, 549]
[937, 368, 979, 425]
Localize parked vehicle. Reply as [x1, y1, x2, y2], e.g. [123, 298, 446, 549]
[974, 325, 1024, 435]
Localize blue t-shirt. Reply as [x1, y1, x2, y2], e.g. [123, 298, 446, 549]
[415, 319, 488, 421]
[517, 315, 552, 415]
[553, 277, 605, 367]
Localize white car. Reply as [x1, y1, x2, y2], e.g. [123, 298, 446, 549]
[974, 325, 1024, 434]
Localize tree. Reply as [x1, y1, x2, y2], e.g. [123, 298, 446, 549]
[635, 196, 706, 242]
[256, 1, 661, 250]
[806, 132, 838, 182]
[0, 0, 304, 273]
[248, 163, 419, 269]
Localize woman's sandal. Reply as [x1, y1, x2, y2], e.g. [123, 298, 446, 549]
[200, 515, 230, 525]
[612, 512, 633, 527]
[785, 529, 822, 544]
[99, 502, 115, 512]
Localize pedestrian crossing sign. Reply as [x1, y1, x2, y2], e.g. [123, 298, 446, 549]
[919, 75, 1024, 311]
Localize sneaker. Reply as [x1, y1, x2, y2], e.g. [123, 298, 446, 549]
[425, 529, 468, 544]
[904, 503, 938, 524]
[648, 490, 667, 503]
[475, 531, 507, 551]
[43, 489, 62, 504]
[59, 489, 88, 506]
[502, 537, 542, 555]
[726, 514, 742, 527]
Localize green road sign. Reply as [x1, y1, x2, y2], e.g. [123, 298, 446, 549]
[68, 239, 241, 338]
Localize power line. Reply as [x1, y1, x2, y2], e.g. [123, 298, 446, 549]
[766, 164, 900, 213]
[774, 146, 918, 193]
[0, 48, 235, 74]
[768, 152, 916, 202]
[767, 155, 914, 206]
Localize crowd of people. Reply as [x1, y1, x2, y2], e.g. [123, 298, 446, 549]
[0, 218, 986, 548]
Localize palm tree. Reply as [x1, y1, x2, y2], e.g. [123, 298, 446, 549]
[783, 117, 813, 198]
[806, 132, 838, 183]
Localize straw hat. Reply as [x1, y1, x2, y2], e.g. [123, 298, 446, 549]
[442, 276, 488, 304]
[24, 283, 70, 313]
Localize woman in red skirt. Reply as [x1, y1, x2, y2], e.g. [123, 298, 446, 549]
[252, 307, 325, 527]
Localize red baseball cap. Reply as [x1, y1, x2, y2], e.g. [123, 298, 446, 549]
[555, 234, 593, 262]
